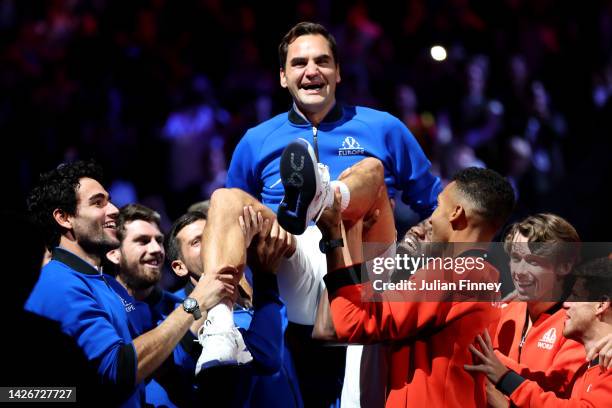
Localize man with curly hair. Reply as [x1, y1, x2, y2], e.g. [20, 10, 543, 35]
[25, 160, 233, 408]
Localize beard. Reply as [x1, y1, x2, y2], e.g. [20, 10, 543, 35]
[119, 259, 161, 291]
[78, 227, 120, 258]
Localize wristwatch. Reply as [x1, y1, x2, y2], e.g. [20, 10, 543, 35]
[182, 297, 202, 320]
[319, 237, 344, 254]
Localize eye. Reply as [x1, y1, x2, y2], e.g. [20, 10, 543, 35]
[191, 238, 200, 247]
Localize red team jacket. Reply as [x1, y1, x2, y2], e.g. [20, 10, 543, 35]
[492, 302, 586, 397]
[325, 252, 501, 407]
[497, 358, 612, 407]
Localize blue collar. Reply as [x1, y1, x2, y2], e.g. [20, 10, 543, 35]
[288, 102, 344, 125]
[52, 247, 100, 275]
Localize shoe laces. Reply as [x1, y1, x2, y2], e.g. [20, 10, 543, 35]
[196, 319, 214, 343]
[312, 163, 332, 223]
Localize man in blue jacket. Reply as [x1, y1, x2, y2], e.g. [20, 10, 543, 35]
[199, 22, 442, 407]
[105, 203, 194, 407]
[167, 210, 302, 407]
[25, 160, 233, 407]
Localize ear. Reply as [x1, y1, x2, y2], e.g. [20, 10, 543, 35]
[52, 208, 72, 230]
[449, 204, 465, 223]
[280, 68, 288, 88]
[171, 259, 188, 277]
[596, 298, 611, 318]
[106, 249, 121, 266]
[555, 262, 573, 277]
[336, 64, 341, 83]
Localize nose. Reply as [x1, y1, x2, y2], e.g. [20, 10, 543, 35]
[409, 225, 426, 240]
[107, 201, 119, 219]
[148, 239, 163, 254]
[513, 259, 529, 276]
[305, 60, 319, 77]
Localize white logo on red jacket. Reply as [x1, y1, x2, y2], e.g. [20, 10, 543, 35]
[537, 328, 557, 350]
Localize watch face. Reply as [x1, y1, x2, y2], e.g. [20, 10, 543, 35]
[319, 239, 327, 253]
[184, 298, 197, 310]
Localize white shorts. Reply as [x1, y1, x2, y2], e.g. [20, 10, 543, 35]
[276, 224, 395, 408]
[276, 225, 326, 325]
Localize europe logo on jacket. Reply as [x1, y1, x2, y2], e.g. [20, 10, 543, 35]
[338, 136, 365, 156]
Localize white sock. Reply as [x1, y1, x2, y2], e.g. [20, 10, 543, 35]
[330, 180, 350, 212]
[207, 300, 234, 330]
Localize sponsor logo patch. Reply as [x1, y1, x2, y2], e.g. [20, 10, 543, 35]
[537, 328, 557, 350]
[338, 136, 365, 156]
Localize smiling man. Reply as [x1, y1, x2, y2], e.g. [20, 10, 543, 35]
[109, 205, 165, 300]
[465, 257, 612, 407]
[320, 167, 515, 407]
[25, 161, 233, 408]
[486, 214, 585, 406]
[220, 22, 441, 406]
[106, 204, 188, 407]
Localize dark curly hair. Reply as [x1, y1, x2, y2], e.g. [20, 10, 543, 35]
[27, 160, 104, 248]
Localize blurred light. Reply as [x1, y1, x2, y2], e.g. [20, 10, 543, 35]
[430, 45, 447, 62]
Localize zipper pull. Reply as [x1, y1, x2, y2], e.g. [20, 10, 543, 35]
[312, 126, 320, 161]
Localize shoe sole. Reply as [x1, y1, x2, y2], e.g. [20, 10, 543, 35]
[197, 358, 240, 373]
[277, 139, 318, 235]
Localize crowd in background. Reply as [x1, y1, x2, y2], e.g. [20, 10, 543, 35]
[2, 0, 611, 241]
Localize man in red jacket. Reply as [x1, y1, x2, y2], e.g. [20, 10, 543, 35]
[487, 214, 585, 406]
[320, 167, 515, 407]
[465, 257, 612, 407]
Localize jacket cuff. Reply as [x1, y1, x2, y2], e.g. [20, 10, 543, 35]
[117, 343, 136, 389]
[323, 264, 365, 295]
[496, 370, 526, 396]
[253, 274, 281, 307]
[179, 330, 201, 359]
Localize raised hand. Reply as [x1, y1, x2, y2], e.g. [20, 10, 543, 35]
[191, 270, 237, 311]
[586, 333, 612, 371]
[464, 329, 510, 384]
[248, 219, 294, 275]
[239, 205, 263, 248]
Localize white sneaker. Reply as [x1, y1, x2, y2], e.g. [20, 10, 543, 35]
[278, 138, 333, 235]
[195, 321, 253, 374]
[233, 327, 253, 364]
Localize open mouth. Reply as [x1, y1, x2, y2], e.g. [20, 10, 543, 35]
[301, 83, 324, 91]
[143, 259, 161, 267]
[514, 281, 534, 292]
[103, 221, 116, 229]
[401, 234, 420, 254]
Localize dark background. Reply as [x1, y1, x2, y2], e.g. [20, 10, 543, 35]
[1, 0, 611, 240]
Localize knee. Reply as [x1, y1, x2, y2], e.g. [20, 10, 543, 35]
[209, 188, 245, 215]
[359, 157, 384, 184]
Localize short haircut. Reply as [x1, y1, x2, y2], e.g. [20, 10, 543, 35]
[451, 167, 515, 229]
[573, 258, 612, 301]
[503, 213, 581, 265]
[278, 22, 339, 69]
[165, 211, 207, 263]
[187, 200, 210, 214]
[27, 160, 104, 248]
[116, 204, 162, 243]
